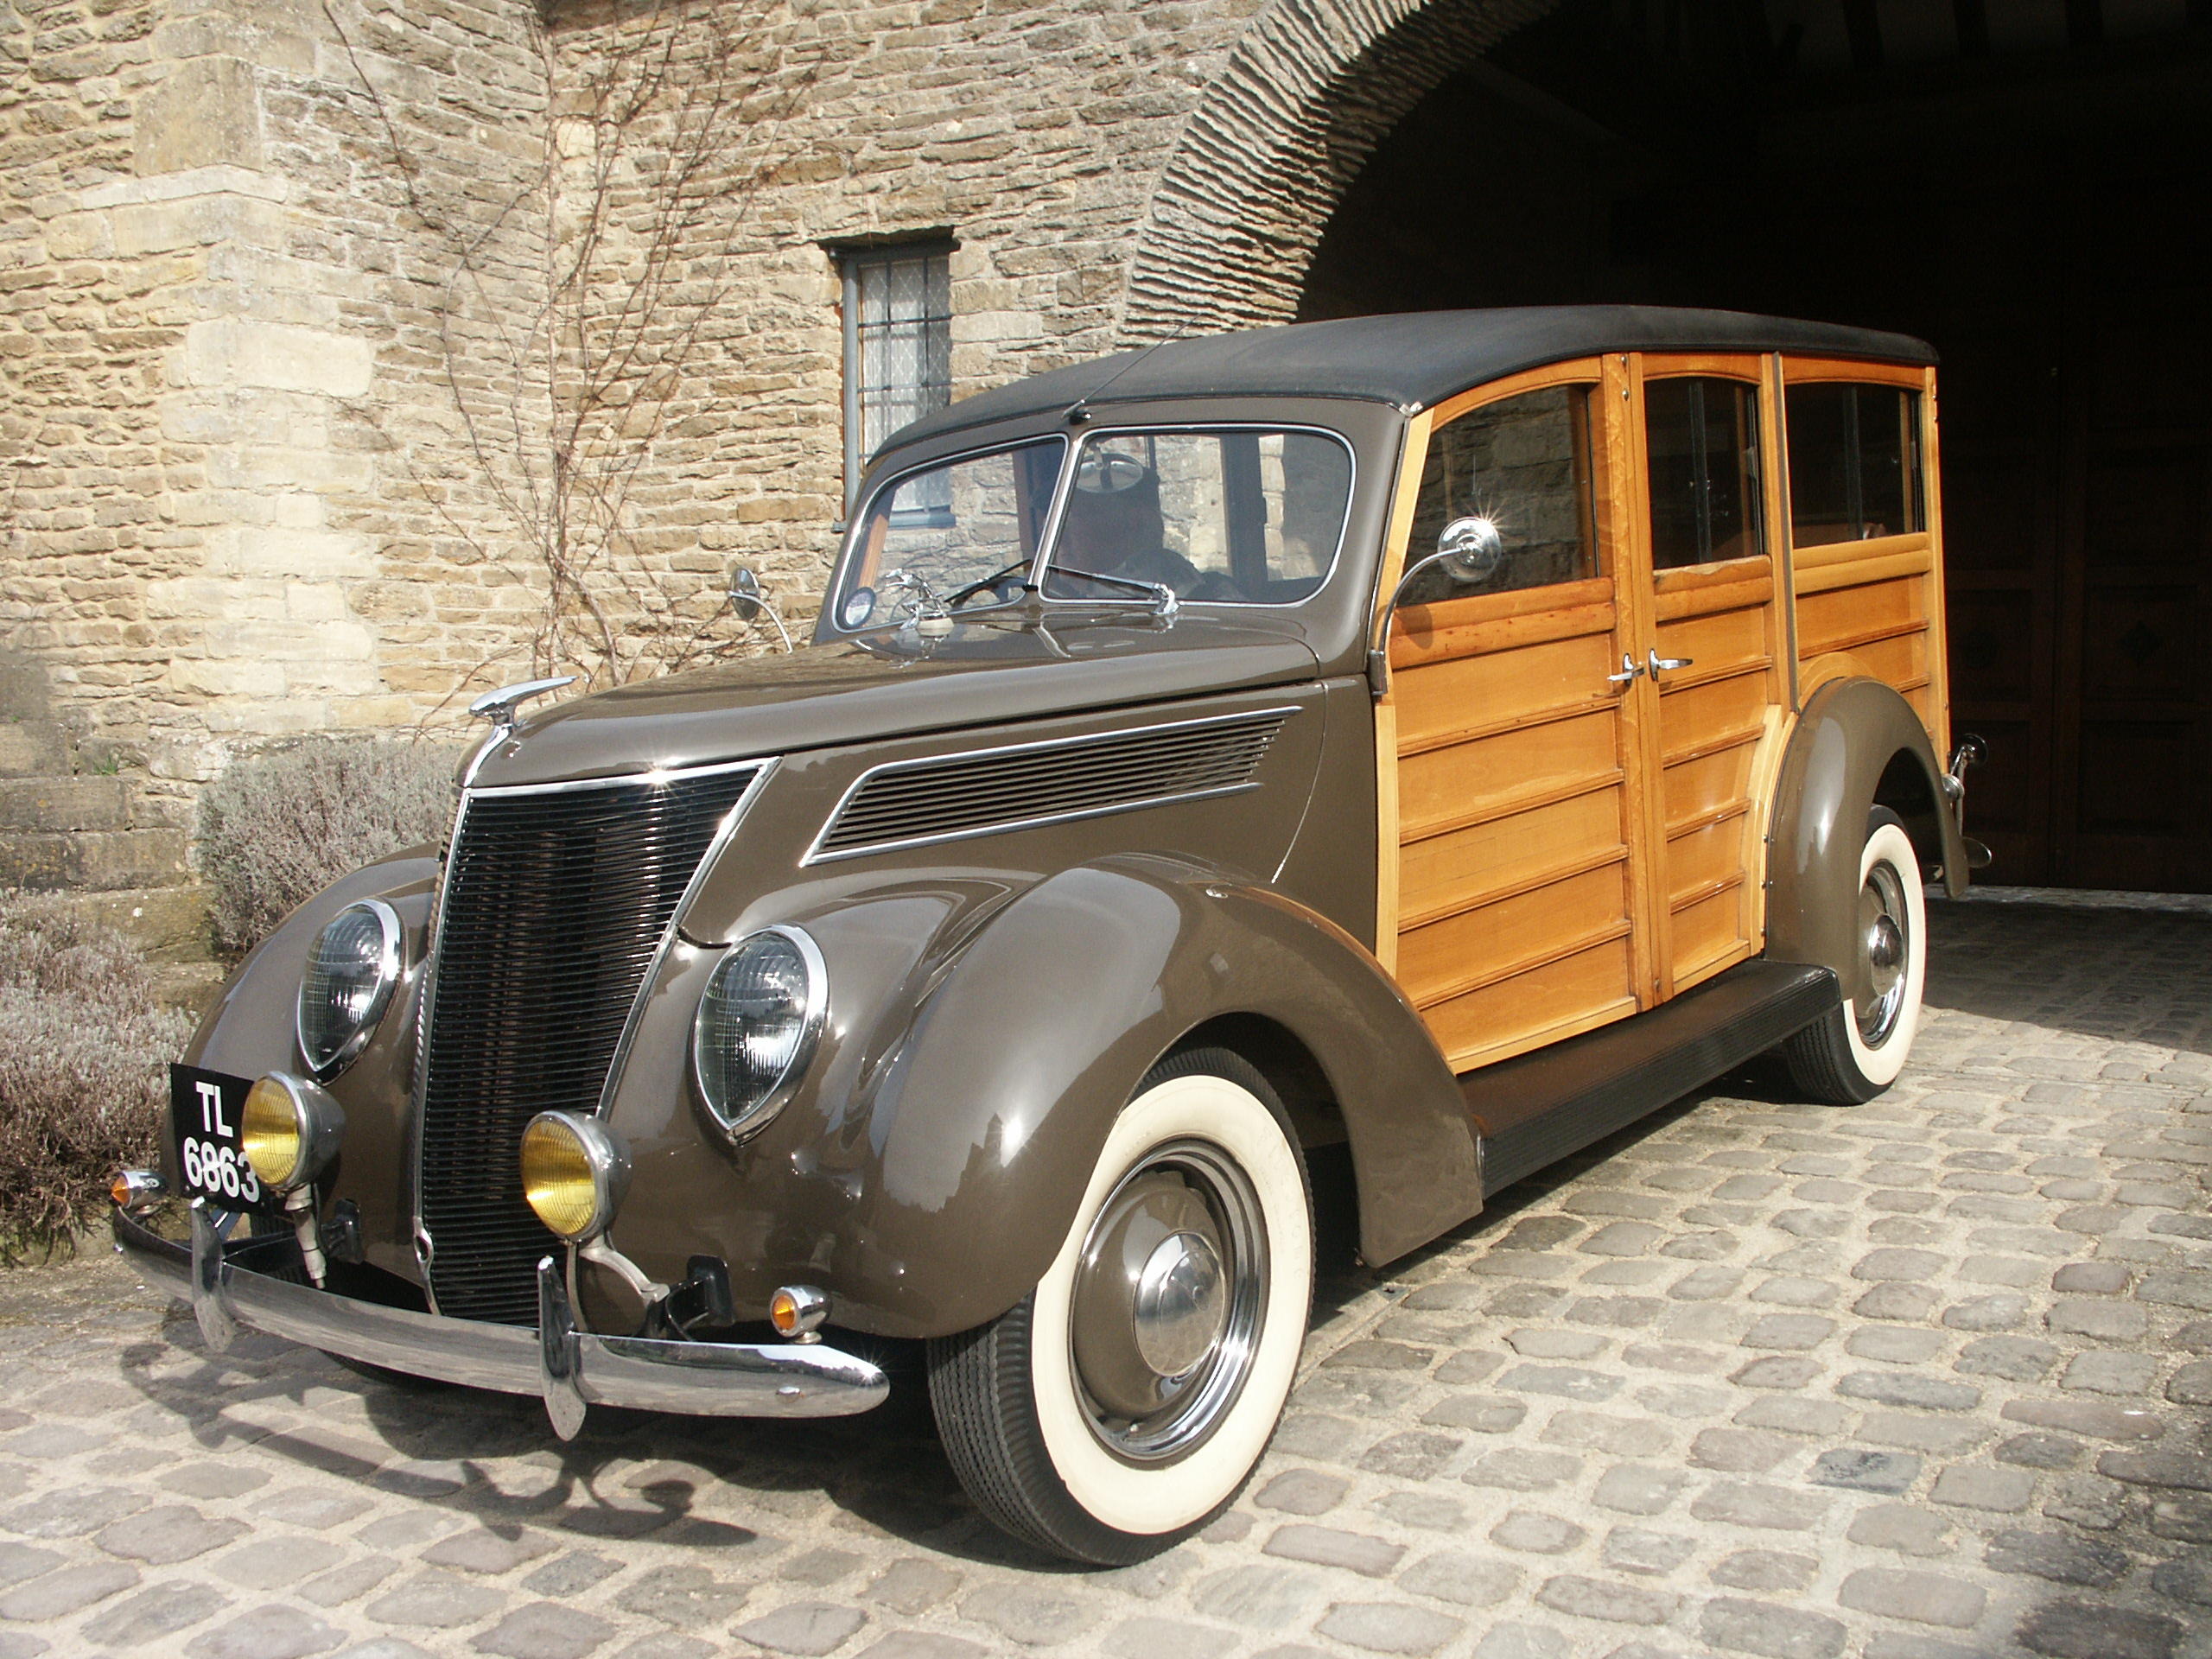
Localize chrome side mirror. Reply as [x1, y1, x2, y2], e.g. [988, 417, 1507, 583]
[728, 564, 793, 652]
[728, 565, 766, 621]
[1367, 516, 1508, 700]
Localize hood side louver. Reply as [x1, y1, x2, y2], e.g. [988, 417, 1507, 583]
[810, 709, 1294, 862]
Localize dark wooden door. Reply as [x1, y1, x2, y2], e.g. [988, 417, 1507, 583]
[1942, 166, 2212, 893]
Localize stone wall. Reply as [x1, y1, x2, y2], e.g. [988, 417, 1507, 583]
[0, 0, 549, 928]
[0, 0, 1532, 936]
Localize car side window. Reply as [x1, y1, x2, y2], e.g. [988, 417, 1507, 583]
[1402, 385, 1599, 605]
[1786, 384, 1923, 546]
[1044, 429, 1351, 605]
[1645, 377, 1764, 569]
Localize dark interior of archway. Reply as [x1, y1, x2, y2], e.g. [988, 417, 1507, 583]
[1304, 0, 2212, 892]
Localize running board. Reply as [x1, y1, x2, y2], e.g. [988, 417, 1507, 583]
[1466, 960, 1840, 1198]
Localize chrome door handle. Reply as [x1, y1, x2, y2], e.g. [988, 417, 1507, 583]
[1647, 650, 1694, 677]
[1606, 654, 1643, 686]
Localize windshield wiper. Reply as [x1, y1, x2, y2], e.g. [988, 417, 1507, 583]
[1048, 567, 1179, 623]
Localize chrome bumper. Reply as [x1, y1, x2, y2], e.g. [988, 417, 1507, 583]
[113, 1205, 888, 1436]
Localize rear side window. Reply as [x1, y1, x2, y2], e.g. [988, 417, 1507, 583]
[1043, 429, 1352, 606]
[1786, 384, 1923, 546]
[1403, 386, 1598, 605]
[1646, 378, 1764, 569]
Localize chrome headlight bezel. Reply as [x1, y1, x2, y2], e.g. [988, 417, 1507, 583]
[690, 925, 829, 1142]
[520, 1110, 631, 1243]
[296, 898, 403, 1079]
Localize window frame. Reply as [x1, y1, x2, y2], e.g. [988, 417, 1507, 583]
[827, 435, 1069, 632]
[1640, 367, 1769, 573]
[1036, 421, 1359, 611]
[838, 240, 956, 511]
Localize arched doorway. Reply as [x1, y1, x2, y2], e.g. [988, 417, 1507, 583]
[1299, 0, 2212, 892]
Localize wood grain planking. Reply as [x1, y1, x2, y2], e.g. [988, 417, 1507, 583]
[1669, 880, 1751, 986]
[1392, 591, 1616, 669]
[1794, 547, 1933, 595]
[1424, 937, 1639, 1071]
[1796, 574, 1925, 655]
[1399, 862, 1630, 1009]
[1398, 707, 1619, 842]
[1656, 604, 1771, 683]
[1665, 811, 1751, 904]
[1398, 785, 1627, 927]
[1393, 630, 1618, 753]
[1663, 744, 1758, 835]
[1827, 629, 1926, 693]
[1656, 671, 1770, 763]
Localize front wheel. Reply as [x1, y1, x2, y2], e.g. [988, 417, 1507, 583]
[1783, 808, 1929, 1103]
[926, 1046, 1313, 1564]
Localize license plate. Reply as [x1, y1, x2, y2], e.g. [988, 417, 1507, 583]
[168, 1065, 283, 1217]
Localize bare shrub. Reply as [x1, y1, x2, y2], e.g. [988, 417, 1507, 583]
[0, 892, 193, 1262]
[200, 737, 459, 957]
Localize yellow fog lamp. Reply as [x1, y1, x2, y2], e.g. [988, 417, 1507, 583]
[240, 1072, 346, 1195]
[520, 1112, 631, 1244]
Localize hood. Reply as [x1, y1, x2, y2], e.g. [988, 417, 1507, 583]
[469, 614, 1322, 787]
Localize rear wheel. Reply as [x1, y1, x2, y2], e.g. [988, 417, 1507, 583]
[927, 1047, 1313, 1564]
[1783, 808, 1928, 1103]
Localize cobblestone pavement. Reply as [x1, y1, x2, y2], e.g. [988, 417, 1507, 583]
[2, 897, 2209, 1659]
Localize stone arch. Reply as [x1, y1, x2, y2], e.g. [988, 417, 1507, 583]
[1118, 0, 1565, 343]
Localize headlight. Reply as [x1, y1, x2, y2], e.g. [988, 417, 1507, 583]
[691, 925, 827, 1139]
[296, 899, 402, 1077]
[521, 1112, 629, 1243]
[241, 1071, 346, 1194]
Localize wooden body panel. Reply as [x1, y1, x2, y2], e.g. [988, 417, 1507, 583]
[1373, 347, 1949, 1077]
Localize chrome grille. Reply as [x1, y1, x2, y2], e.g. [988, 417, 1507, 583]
[811, 709, 1293, 861]
[416, 764, 760, 1325]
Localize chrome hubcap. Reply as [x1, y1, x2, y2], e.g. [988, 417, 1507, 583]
[1857, 862, 1910, 1046]
[1068, 1140, 1266, 1465]
[1133, 1230, 1227, 1378]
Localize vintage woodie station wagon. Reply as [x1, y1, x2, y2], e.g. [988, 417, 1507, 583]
[117, 307, 1986, 1563]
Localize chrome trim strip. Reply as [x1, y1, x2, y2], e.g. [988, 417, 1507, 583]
[803, 704, 1300, 866]
[404, 781, 474, 1315]
[466, 753, 771, 798]
[593, 760, 774, 1117]
[129, 1210, 888, 1423]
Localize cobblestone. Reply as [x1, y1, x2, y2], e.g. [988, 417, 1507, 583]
[2, 900, 2207, 1656]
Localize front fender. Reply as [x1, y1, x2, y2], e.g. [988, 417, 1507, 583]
[177, 848, 441, 1287]
[839, 855, 1474, 1336]
[1766, 677, 1964, 1007]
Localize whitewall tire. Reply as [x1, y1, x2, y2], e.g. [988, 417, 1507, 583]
[927, 1046, 1313, 1563]
[1783, 808, 1928, 1103]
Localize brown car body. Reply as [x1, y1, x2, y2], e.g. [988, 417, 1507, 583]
[131, 307, 1975, 1554]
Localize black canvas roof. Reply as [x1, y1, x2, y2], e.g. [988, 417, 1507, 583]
[884, 306, 1936, 455]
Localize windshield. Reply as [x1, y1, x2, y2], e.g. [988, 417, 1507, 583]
[833, 438, 1066, 630]
[1043, 428, 1353, 607]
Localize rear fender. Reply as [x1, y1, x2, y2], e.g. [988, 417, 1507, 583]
[1766, 677, 1965, 1007]
[836, 855, 1474, 1335]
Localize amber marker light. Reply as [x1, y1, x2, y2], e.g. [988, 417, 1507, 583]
[520, 1112, 630, 1243]
[111, 1168, 166, 1215]
[769, 1284, 829, 1343]
[241, 1072, 346, 1194]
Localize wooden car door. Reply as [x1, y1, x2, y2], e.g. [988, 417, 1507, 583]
[1375, 359, 1672, 1073]
[1618, 353, 1795, 999]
